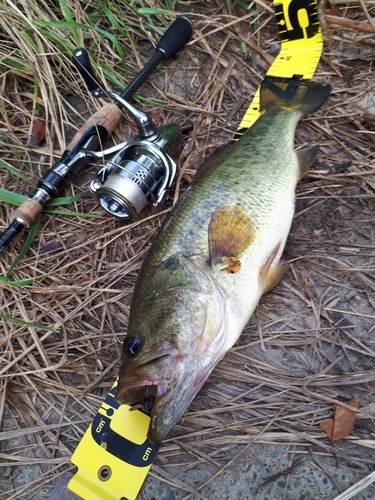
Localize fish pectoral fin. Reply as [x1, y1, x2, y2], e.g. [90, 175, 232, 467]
[259, 243, 288, 293]
[297, 145, 320, 178]
[208, 205, 255, 273]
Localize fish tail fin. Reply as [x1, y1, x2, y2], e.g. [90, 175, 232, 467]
[260, 78, 331, 116]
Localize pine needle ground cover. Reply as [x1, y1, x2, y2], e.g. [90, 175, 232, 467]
[0, 1, 375, 499]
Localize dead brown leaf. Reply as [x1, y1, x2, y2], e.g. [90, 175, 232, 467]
[29, 120, 46, 146]
[320, 396, 359, 442]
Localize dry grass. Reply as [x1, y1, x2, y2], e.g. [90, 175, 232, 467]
[1, 1, 375, 499]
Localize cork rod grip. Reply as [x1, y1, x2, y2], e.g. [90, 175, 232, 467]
[66, 103, 122, 150]
[13, 199, 43, 228]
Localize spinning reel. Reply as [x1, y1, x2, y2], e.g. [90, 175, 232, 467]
[73, 19, 191, 222]
[0, 17, 192, 253]
[83, 85, 179, 221]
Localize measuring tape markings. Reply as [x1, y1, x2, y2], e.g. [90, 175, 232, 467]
[69, 381, 159, 500]
[236, 0, 322, 133]
[67, 2, 323, 499]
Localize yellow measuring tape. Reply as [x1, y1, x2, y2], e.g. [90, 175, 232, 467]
[236, 0, 322, 134]
[68, 1, 322, 498]
[69, 381, 158, 500]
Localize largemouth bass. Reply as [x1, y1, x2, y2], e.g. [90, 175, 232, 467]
[115, 80, 331, 443]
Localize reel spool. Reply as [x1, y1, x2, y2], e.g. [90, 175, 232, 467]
[90, 127, 179, 221]
[80, 91, 180, 222]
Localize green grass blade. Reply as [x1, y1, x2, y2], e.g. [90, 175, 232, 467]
[6, 214, 42, 279]
[58, 0, 79, 46]
[46, 209, 100, 218]
[0, 160, 36, 186]
[101, 3, 129, 39]
[0, 188, 27, 206]
[0, 314, 55, 331]
[1, 58, 33, 75]
[46, 192, 90, 206]
[0, 275, 44, 287]
[137, 8, 172, 16]
[100, 62, 128, 89]
[134, 95, 163, 106]
[21, 29, 39, 52]
[41, 21, 127, 69]
[0, 189, 90, 207]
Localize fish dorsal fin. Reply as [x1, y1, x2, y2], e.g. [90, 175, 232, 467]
[208, 205, 255, 273]
[195, 144, 231, 179]
[297, 145, 320, 178]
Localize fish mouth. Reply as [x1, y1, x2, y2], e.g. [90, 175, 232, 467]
[115, 351, 178, 414]
[116, 376, 178, 444]
[146, 364, 214, 444]
[116, 351, 199, 444]
[115, 374, 169, 408]
[116, 355, 224, 444]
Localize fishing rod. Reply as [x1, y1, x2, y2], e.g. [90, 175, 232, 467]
[0, 17, 192, 255]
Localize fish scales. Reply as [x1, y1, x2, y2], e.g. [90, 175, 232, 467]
[148, 108, 300, 262]
[143, 109, 300, 336]
[116, 80, 331, 443]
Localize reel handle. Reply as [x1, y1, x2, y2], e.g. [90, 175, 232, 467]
[157, 17, 193, 60]
[72, 17, 193, 102]
[72, 48, 100, 93]
[121, 17, 192, 100]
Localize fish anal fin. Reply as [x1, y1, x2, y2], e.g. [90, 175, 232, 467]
[263, 263, 289, 293]
[297, 145, 320, 178]
[259, 242, 288, 293]
[208, 205, 255, 270]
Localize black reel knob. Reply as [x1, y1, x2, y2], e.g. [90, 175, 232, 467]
[72, 48, 100, 93]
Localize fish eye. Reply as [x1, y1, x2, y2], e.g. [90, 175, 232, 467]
[124, 335, 142, 357]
